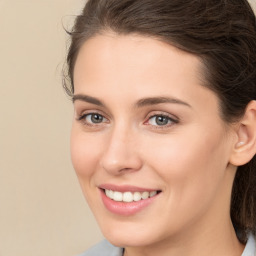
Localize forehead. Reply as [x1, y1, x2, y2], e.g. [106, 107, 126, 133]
[73, 33, 203, 89]
[73, 33, 220, 115]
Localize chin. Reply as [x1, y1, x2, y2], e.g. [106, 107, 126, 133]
[104, 232, 152, 248]
[98, 221, 162, 248]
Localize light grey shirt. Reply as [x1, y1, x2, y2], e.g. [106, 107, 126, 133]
[78, 233, 256, 256]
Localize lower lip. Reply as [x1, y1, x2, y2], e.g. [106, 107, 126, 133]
[100, 189, 159, 216]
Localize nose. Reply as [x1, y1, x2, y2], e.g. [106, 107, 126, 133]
[100, 125, 143, 175]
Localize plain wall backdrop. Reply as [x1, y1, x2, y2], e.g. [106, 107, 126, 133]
[0, 1, 103, 256]
[0, 0, 255, 255]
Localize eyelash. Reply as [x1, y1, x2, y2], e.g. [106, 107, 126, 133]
[77, 111, 179, 130]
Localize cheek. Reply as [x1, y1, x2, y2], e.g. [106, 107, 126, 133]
[70, 127, 105, 210]
[143, 126, 229, 204]
[70, 127, 101, 179]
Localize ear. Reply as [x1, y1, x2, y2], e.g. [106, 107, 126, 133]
[229, 100, 256, 166]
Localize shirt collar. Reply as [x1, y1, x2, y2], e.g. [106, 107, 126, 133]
[241, 233, 256, 256]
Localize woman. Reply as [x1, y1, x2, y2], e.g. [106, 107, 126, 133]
[63, 0, 256, 255]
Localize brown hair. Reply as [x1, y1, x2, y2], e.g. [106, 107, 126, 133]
[63, 0, 256, 243]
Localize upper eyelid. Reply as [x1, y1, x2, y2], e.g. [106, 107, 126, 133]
[78, 112, 108, 121]
[146, 115, 178, 126]
[145, 111, 179, 121]
[148, 115, 178, 122]
[76, 109, 110, 120]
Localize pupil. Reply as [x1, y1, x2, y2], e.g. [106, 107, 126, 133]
[92, 114, 103, 123]
[156, 116, 168, 125]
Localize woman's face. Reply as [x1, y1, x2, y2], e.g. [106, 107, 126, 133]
[71, 34, 237, 248]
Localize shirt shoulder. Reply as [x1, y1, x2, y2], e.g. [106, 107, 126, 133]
[77, 240, 123, 256]
[241, 233, 256, 256]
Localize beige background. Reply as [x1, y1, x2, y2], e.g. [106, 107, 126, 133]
[0, 1, 255, 256]
[0, 1, 103, 256]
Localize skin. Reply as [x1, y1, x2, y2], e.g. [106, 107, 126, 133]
[71, 33, 245, 256]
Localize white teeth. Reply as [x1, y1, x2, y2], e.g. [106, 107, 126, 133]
[104, 189, 158, 202]
[141, 191, 149, 199]
[113, 191, 123, 201]
[150, 191, 157, 197]
[105, 189, 111, 198]
[109, 190, 114, 199]
[133, 192, 142, 201]
[106, 189, 114, 199]
[123, 192, 133, 202]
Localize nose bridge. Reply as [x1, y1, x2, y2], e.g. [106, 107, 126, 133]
[100, 121, 142, 174]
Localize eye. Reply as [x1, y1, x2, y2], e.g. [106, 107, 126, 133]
[147, 114, 178, 127]
[78, 112, 108, 125]
[85, 113, 104, 124]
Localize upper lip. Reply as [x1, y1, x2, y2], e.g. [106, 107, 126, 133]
[99, 184, 161, 193]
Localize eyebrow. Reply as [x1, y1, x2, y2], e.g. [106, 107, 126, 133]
[72, 94, 105, 106]
[72, 94, 191, 108]
[135, 96, 191, 108]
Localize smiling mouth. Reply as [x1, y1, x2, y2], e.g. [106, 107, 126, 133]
[104, 189, 161, 203]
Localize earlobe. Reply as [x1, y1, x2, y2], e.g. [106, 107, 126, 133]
[229, 100, 256, 166]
